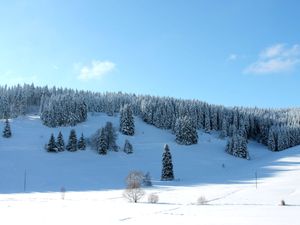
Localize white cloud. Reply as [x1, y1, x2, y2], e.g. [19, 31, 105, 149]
[228, 54, 238, 61]
[244, 44, 300, 74]
[77, 60, 116, 80]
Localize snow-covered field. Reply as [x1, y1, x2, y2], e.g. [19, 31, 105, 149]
[0, 113, 299, 225]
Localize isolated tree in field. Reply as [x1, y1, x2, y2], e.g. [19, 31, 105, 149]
[56, 131, 65, 151]
[123, 139, 133, 154]
[123, 171, 145, 203]
[97, 128, 108, 155]
[2, 119, 12, 138]
[161, 144, 174, 180]
[78, 133, 86, 150]
[66, 129, 77, 151]
[175, 116, 198, 145]
[47, 133, 58, 152]
[120, 104, 135, 136]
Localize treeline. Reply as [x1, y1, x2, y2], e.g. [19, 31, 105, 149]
[1, 84, 300, 151]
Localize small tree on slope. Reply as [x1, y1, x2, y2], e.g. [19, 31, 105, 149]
[161, 144, 174, 181]
[78, 133, 86, 150]
[2, 119, 12, 138]
[66, 129, 77, 152]
[97, 128, 108, 155]
[47, 133, 58, 152]
[123, 139, 133, 154]
[56, 131, 65, 151]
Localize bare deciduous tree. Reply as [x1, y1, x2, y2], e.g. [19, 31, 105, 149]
[123, 171, 145, 203]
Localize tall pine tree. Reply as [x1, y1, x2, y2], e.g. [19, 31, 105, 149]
[56, 131, 65, 151]
[2, 119, 12, 138]
[98, 128, 108, 155]
[66, 129, 77, 151]
[161, 144, 174, 181]
[120, 104, 135, 136]
[78, 133, 86, 150]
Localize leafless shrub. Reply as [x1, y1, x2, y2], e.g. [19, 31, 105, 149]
[123, 187, 145, 203]
[197, 196, 207, 205]
[148, 193, 159, 204]
[280, 200, 286, 206]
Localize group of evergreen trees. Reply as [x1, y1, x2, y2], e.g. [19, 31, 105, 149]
[46, 130, 86, 152]
[90, 122, 118, 155]
[1, 84, 300, 152]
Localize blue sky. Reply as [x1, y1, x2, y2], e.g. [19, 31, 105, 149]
[0, 0, 300, 108]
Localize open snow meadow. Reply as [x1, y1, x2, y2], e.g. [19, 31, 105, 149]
[0, 113, 299, 225]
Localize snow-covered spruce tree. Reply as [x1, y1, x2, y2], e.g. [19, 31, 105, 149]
[204, 106, 211, 133]
[56, 131, 65, 151]
[268, 126, 278, 151]
[66, 129, 77, 151]
[97, 128, 108, 155]
[161, 144, 174, 181]
[104, 122, 118, 151]
[219, 118, 228, 139]
[78, 133, 86, 150]
[226, 133, 249, 159]
[47, 133, 58, 152]
[175, 116, 198, 145]
[2, 119, 12, 138]
[123, 139, 133, 154]
[120, 104, 135, 136]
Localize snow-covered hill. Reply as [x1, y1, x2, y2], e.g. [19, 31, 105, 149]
[0, 113, 299, 225]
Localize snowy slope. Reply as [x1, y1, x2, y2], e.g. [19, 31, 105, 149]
[0, 113, 299, 225]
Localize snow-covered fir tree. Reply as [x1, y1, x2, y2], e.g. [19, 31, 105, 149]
[268, 126, 278, 151]
[226, 133, 249, 159]
[47, 133, 58, 152]
[97, 128, 107, 155]
[2, 119, 12, 138]
[120, 104, 135, 136]
[219, 118, 228, 139]
[66, 129, 77, 151]
[175, 116, 198, 145]
[123, 139, 133, 154]
[78, 133, 86, 150]
[161, 144, 174, 181]
[104, 122, 118, 151]
[56, 131, 65, 151]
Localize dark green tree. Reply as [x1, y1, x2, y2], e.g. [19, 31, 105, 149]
[161, 144, 174, 181]
[56, 131, 65, 151]
[2, 119, 12, 138]
[78, 133, 86, 150]
[47, 133, 58, 152]
[66, 129, 77, 151]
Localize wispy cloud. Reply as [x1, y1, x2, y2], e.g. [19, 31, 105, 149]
[244, 44, 300, 74]
[77, 60, 116, 80]
[227, 54, 238, 61]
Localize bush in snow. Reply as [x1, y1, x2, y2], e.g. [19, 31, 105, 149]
[142, 172, 152, 187]
[47, 133, 58, 152]
[280, 200, 286, 206]
[2, 118, 12, 138]
[175, 116, 198, 145]
[161, 144, 174, 181]
[148, 193, 159, 204]
[120, 104, 135, 136]
[197, 196, 207, 205]
[66, 129, 77, 151]
[123, 139, 133, 154]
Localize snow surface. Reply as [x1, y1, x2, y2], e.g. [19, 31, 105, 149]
[0, 113, 300, 225]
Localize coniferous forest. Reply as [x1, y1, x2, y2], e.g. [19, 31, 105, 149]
[1, 83, 300, 152]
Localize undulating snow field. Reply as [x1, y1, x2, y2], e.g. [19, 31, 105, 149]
[0, 113, 299, 225]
